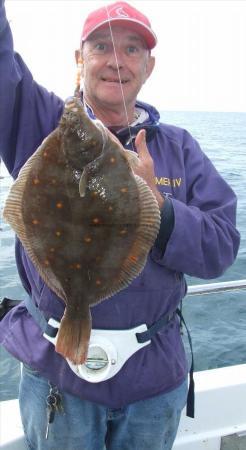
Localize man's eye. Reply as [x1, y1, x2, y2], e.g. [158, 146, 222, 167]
[127, 46, 138, 54]
[94, 43, 107, 52]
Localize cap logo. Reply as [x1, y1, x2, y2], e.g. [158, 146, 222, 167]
[109, 6, 129, 18]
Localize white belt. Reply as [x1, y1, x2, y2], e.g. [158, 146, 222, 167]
[43, 318, 151, 382]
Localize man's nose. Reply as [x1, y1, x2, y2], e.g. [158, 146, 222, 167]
[106, 50, 124, 70]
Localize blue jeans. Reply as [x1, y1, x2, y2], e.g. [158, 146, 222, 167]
[19, 364, 187, 450]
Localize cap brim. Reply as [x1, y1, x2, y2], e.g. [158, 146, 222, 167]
[82, 18, 157, 49]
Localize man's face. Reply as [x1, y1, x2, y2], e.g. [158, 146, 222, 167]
[80, 25, 155, 112]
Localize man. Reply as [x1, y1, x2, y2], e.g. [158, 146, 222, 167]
[0, 1, 240, 449]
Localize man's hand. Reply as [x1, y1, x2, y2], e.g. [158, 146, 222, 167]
[134, 130, 164, 209]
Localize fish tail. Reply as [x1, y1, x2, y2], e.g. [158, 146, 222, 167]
[55, 309, 91, 365]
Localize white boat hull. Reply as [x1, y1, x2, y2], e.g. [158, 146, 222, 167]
[1, 364, 246, 449]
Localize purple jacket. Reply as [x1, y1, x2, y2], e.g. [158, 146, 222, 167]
[0, 1, 240, 408]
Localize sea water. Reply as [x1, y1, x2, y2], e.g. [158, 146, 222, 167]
[0, 110, 245, 400]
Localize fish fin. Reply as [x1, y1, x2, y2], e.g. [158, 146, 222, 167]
[79, 169, 87, 197]
[112, 174, 161, 290]
[3, 130, 66, 301]
[55, 308, 91, 365]
[93, 175, 161, 301]
[123, 149, 140, 171]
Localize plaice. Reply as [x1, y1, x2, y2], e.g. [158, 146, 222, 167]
[3, 97, 160, 365]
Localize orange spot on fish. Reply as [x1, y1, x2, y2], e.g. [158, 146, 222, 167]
[56, 202, 63, 209]
[92, 217, 100, 224]
[68, 263, 82, 271]
[32, 219, 39, 225]
[33, 178, 40, 185]
[120, 229, 127, 235]
[96, 279, 102, 286]
[130, 255, 138, 263]
[84, 236, 92, 243]
[44, 259, 50, 266]
[91, 191, 98, 198]
[120, 187, 128, 193]
[55, 230, 62, 237]
[43, 151, 48, 158]
[110, 157, 116, 163]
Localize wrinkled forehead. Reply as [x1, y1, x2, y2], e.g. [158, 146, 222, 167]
[84, 24, 148, 48]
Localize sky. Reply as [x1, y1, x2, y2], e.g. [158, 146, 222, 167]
[4, 0, 246, 112]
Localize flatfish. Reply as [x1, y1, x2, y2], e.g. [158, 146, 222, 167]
[3, 97, 160, 364]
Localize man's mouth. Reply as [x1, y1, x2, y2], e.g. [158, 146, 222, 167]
[101, 77, 128, 84]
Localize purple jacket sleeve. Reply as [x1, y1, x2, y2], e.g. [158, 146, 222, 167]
[152, 130, 240, 279]
[0, 1, 64, 178]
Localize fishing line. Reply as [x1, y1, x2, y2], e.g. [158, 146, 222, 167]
[105, 6, 135, 151]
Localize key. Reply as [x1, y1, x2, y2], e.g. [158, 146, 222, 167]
[54, 392, 64, 413]
[45, 395, 56, 440]
[45, 405, 55, 439]
[48, 384, 64, 414]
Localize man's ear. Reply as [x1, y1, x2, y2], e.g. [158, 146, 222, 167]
[75, 49, 80, 64]
[145, 55, 155, 81]
[74, 49, 84, 93]
[75, 49, 84, 76]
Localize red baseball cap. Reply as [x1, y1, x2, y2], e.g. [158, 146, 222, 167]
[81, 1, 157, 50]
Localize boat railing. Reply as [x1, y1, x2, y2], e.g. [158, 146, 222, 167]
[187, 279, 246, 296]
